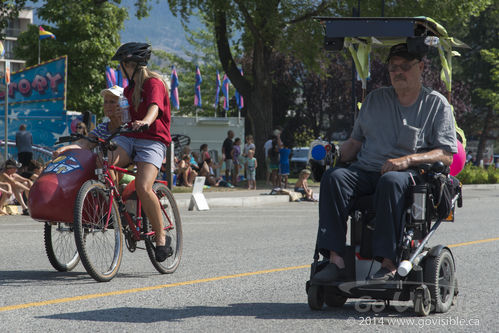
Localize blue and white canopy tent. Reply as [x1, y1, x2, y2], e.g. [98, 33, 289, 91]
[314, 16, 469, 147]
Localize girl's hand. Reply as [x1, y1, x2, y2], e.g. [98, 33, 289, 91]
[131, 120, 149, 131]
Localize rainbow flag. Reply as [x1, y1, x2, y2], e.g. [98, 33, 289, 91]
[221, 74, 230, 111]
[214, 70, 221, 108]
[194, 66, 202, 107]
[0, 41, 4, 57]
[105, 66, 116, 88]
[170, 66, 179, 110]
[39, 26, 56, 40]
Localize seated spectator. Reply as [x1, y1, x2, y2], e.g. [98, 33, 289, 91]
[75, 122, 88, 136]
[0, 181, 13, 215]
[294, 169, 315, 201]
[199, 143, 211, 164]
[20, 160, 44, 182]
[0, 160, 32, 215]
[177, 154, 197, 187]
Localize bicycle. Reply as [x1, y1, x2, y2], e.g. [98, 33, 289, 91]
[55, 125, 182, 282]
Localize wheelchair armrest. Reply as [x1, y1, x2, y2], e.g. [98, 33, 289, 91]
[413, 161, 449, 176]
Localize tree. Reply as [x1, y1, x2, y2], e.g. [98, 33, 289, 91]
[14, 0, 127, 118]
[457, 2, 499, 162]
[1, 0, 31, 39]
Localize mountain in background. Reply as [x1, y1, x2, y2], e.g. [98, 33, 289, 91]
[32, 0, 201, 58]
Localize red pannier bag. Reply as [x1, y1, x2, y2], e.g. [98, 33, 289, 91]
[28, 149, 97, 223]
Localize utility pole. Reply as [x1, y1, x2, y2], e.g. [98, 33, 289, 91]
[3, 60, 10, 161]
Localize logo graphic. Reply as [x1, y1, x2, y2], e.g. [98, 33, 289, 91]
[44, 155, 82, 174]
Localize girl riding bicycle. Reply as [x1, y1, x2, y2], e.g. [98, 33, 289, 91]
[111, 42, 172, 262]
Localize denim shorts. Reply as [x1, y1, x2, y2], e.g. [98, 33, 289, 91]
[113, 136, 166, 169]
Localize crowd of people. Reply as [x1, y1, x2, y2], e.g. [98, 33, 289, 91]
[165, 127, 315, 201]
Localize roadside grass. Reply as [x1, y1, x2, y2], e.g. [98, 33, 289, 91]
[171, 176, 320, 194]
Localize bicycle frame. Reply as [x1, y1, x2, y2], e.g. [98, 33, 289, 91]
[93, 137, 173, 243]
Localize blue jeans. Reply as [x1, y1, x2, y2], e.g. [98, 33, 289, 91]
[317, 166, 413, 263]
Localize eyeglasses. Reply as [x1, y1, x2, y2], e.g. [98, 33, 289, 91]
[388, 61, 420, 72]
[76, 126, 84, 129]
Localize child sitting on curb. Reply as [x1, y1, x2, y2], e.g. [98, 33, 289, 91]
[294, 169, 316, 201]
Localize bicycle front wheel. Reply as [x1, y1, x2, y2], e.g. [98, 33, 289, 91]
[145, 182, 182, 274]
[44, 222, 79, 272]
[73, 180, 123, 282]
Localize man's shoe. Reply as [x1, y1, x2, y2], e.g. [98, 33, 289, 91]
[368, 267, 396, 282]
[155, 235, 173, 262]
[311, 263, 346, 283]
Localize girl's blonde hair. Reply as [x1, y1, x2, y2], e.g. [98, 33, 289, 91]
[299, 169, 311, 177]
[131, 65, 169, 111]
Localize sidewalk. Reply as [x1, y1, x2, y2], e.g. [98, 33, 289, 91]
[3, 184, 496, 216]
[173, 188, 292, 209]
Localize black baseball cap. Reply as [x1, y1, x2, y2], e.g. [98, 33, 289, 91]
[387, 43, 423, 62]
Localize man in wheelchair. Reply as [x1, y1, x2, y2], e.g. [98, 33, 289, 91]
[312, 43, 458, 284]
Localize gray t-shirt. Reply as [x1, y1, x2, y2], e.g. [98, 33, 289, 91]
[15, 130, 33, 153]
[351, 86, 457, 172]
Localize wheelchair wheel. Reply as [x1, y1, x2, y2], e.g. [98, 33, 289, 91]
[324, 286, 347, 307]
[145, 182, 183, 274]
[73, 180, 123, 282]
[414, 285, 431, 316]
[307, 284, 324, 310]
[424, 248, 455, 313]
[44, 222, 79, 272]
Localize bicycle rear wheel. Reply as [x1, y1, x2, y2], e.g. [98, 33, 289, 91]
[44, 222, 79, 272]
[145, 182, 182, 274]
[73, 180, 123, 282]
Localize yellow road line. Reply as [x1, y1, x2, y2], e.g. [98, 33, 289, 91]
[0, 265, 308, 312]
[1, 236, 498, 312]
[448, 237, 499, 248]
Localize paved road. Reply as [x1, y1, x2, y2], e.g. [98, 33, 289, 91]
[0, 186, 498, 332]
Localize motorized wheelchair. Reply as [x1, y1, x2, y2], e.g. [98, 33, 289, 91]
[306, 143, 463, 316]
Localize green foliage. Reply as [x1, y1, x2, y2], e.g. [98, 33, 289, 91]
[455, 163, 499, 184]
[0, 0, 32, 39]
[13, 0, 127, 119]
[293, 125, 315, 148]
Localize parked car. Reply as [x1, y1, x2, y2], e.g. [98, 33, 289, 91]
[290, 147, 310, 176]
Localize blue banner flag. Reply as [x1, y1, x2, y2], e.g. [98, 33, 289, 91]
[194, 66, 202, 107]
[214, 70, 221, 108]
[170, 66, 179, 110]
[221, 74, 230, 111]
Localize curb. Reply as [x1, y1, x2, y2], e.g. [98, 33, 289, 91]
[462, 184, 499, 190]
[175, 194, 290, 209]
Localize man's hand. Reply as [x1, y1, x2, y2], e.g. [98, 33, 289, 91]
[381, 156, 410, 174]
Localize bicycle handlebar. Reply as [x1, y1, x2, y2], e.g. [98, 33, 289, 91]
[55, 123, 149, 146]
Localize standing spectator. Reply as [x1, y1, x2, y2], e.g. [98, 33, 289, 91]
[242, 135, 255, 179]
[269, 137, 280, 188]
[15, 124, 33, 172]
[245, 149, 257, 190]
[466, 150, 473, 164]
[263, 135, 274, 185]
[232, 137, 242, 185]
[222, 130, 234, 181]
[279, 140, 292, 189]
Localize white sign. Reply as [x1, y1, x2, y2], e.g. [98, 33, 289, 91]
[188, 176, 209, 211]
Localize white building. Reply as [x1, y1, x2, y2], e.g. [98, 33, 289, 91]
[1, 8, 33, 75]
